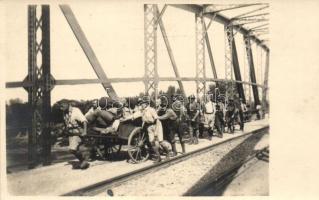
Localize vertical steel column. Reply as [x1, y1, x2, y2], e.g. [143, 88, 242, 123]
[262, 50, 269, 111]
[195, 12, 206, 99]
[25, 5, 52, 168]
[243, 35, 261, 105]
[243, 40, 252, 103]
[144, 4, 158, 99]
[41, 5, 52, 165]
[224, 24, 234, 101]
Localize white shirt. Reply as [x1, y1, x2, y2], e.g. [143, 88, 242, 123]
[65, 107, 87, 129]
[205, 101, 215, 114]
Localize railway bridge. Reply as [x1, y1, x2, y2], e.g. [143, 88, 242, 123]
[5, 3, 269, 169]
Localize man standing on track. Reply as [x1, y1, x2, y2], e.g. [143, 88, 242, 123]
[157, 95, 180, 156]
[186, 95, 200, 144]
[60, 101, 91, 170]
[203, 94, 216, 141]
[140, 97, 162, 163]
[171, 95, 187, 154]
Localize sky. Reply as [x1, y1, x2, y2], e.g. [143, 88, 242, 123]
[4, 2, 268, 104]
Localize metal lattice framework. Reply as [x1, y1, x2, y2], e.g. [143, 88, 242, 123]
[224, 24, 234, 100]
[24, 5, 53, 168]
[144, 4, 158, 99]
[195, 12, 206, 99]
[5, 4, 270, 168]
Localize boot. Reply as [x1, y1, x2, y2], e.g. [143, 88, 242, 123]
[181, 142, 186, 154]
[152, 142, 161, 163]
[194, 130, 199, 144]
[188, 127, 194, 144]
[80, 150, 91, 170]
[171, 143, 178, 156]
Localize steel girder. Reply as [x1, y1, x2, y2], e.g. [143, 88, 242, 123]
[60, 5, 118, 100]
[262, 51, 269, 109]
[203, 21, 217, 79]
[155, 5, 186, 98]
[244, 35, 261, 105]
[25, 5, 53, 168]
[144, 4, 158, 99]
[169, 4, 269, 52]
[224, 24, 246, 103]
[195, 12, 206, 99]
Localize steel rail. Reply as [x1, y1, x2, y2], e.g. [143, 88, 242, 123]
[189, 145, 269, 196]
[62, 125, 269, 196]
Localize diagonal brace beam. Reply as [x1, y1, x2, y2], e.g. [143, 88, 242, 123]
[203, 21, 217, 79]
[59, 4, 118, 100]
[155, 5, 186, 98]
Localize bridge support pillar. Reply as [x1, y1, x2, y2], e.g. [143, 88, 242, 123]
[195, 12, 206, 100]
[24, 5, 54, 168]
[144, 4, 158, 100]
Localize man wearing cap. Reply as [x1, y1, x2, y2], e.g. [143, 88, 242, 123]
[186, 95, 200, 144]
[203, 94, 216, 140]
[60, 101, 91, 169]
[171, 96, 187, 153]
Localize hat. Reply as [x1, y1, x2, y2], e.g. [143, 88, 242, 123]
[141, 96, 151, 104]
[188, 94, 195, 99]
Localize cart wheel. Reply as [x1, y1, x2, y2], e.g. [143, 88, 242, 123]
[127, 127, 149, 163]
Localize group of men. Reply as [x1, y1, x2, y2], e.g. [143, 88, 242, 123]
[58, 92, 249, 169]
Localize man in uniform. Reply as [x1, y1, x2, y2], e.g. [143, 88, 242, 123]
[214, 104, 225, 138]
[60, 101, 91, 169]
[171, 96, 187, 153]
[157, 96, 179, 156]
[140, 97, 162, 162]
[234, 96, 245, 132]
[225, 98, 236, 133]
[203, 94, 216, 140]
[186, 95, 200, 144]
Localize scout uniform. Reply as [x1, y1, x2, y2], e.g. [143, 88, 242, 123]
[186, 95, 200, 144]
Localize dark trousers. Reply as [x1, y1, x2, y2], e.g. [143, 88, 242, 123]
[238, 111, 244, 131]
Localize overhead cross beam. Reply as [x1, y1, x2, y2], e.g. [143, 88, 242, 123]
[203, 3, 262, 13]
[231, 5, 269, 19]
[170, 4, 269, 52]
[60, 5, 118, 100]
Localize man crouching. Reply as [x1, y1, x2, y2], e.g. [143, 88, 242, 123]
[60, 101, 91, 170]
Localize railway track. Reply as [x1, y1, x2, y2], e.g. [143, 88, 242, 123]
[190, 145, 269, 196]
[62, 125, 269, 196]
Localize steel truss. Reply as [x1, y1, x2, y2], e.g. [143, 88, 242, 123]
[244, 35, 261, 105]
[24, 5, 54, 168]
[144, 4, 158, 99]
[195, 12, 206, 99]
[5, 4, 269, 168]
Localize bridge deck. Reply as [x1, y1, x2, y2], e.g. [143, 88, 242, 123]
[7, 119, 269, 196]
